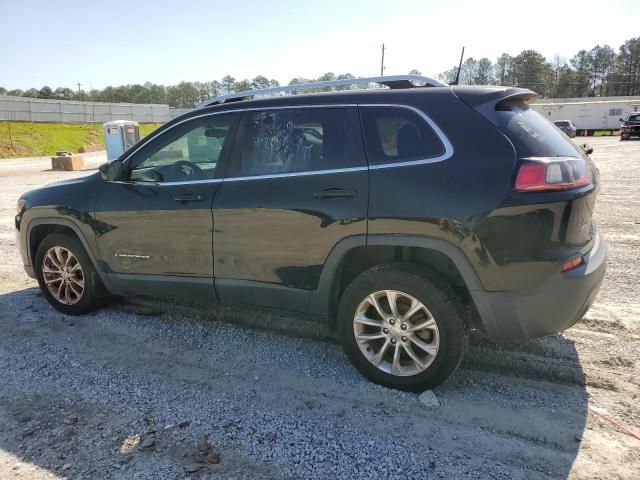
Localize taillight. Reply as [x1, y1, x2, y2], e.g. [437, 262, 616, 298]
[561, 256, 584, 272]
[515, 157, 592, 192]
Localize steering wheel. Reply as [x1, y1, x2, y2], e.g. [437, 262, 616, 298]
[302, 128, 323, 140]
[171, 160, 207, 181]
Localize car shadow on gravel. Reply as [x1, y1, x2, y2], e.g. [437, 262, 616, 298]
[0, 287, 588, 479]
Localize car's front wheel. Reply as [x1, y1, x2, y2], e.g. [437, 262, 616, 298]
[35, 233, 107, 315]
[338, 264, 467, 392]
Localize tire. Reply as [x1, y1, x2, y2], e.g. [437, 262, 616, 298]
[35, 233, 108, 315]
[337, 263, 468, 392]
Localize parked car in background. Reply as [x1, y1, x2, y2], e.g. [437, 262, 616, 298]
[15, 75, 607, 392]
[554, 120, 577, 138]
[620, 113, 640, 140]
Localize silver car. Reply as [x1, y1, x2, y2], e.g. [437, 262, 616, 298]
[554, 120, 577, 138]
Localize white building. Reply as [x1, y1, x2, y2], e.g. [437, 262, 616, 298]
[531, 95, 640, 132]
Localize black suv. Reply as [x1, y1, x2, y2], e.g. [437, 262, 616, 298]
[16, 76, 607, 391]
[620, 113, 640, 140]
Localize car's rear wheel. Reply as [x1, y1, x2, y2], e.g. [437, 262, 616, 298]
[338, 264, 467, 392]
[35, 233, 107, 315]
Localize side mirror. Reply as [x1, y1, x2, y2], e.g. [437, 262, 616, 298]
[98, 160, 124, 181]
[619, 118, 624, 122]
[580, 143, 594, 155]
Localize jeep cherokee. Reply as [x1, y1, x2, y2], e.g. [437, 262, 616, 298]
[15, 75, 607, 391]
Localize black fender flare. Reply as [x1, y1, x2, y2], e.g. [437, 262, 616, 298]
[26, 217, 115, 291]
[310, 234, 485, 319]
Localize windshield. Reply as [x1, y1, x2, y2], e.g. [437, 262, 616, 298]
[496, 102, 583, 158]
[627, 114, 640, 122]
[555, 121, 570, 127]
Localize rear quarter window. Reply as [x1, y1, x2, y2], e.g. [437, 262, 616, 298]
[496, 102, 582, 158]
[360, 106, 445, 165]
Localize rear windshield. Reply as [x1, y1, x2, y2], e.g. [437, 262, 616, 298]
[496, 102, 582, 158]
[554, 121, 570, 127]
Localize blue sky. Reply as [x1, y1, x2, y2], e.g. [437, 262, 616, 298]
[2, 0, 639, 90]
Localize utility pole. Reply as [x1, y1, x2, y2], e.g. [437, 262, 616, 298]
[77, 82, 82, 100]
[380, 43, 386, 76]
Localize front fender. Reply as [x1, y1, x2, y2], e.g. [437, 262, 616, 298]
[21, 216, 114, 292]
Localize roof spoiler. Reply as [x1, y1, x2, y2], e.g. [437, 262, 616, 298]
[452, 86, 538, 126]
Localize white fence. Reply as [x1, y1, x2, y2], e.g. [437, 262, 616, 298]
[0, 95, 191, 123]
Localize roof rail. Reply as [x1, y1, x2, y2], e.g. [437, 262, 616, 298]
[197, 74, 447, 108]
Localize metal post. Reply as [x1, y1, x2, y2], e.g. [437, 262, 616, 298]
[7, 117, 13, 150]
[380, 43, 385, 76]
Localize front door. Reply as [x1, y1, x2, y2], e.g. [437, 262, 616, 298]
[94, 112, 237, 298]
[212, 106, 368, 312]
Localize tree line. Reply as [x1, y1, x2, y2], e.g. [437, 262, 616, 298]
[1, 37, 638, 108]
[0, 73, 365, 109]
[438, 37, 640, 98]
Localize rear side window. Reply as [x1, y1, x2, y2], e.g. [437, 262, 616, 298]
[360, 106, 445, 165]
[496, 102, 582, 158]
[230, 108, 363, 177]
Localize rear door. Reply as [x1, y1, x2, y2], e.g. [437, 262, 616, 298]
[212, 106, 368, 312]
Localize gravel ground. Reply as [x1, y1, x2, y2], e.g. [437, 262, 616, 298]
[0, 139, 638, 479]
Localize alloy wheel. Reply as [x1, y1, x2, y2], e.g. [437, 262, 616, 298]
[42, 246, 85, 305]
[353, 290, 440, 376]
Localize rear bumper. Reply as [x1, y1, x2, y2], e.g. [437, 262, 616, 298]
[471, 231, 607, 342]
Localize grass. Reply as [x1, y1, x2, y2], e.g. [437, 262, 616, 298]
[0, 122, 162, 159]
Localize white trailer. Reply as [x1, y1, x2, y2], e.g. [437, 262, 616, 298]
[531, 96, 640, 132]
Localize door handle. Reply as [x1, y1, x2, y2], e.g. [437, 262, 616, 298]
[173, 193, 206, 203]
[312, 188, 357, 200]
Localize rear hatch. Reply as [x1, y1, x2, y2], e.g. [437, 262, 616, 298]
[454, 86, 599, 256]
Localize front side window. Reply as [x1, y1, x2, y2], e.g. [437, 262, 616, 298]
[360, 106, 445, 165]
[129, 114, 235, 183]
[230, 108, 361, 177]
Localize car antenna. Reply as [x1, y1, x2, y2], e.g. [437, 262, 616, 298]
[449, 46, 465, 86]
